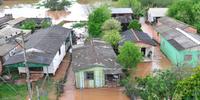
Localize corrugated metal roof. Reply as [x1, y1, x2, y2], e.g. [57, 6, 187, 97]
[155, 17, 200, 51]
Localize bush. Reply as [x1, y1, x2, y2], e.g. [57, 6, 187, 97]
[20, 19, 36, 30]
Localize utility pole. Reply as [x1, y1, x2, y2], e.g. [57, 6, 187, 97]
[21, 32, 32, 100]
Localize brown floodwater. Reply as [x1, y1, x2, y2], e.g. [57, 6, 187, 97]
[60, 88, 130, 100]
[1, 0, 39, 7]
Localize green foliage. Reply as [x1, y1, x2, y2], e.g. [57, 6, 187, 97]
[103, 30, 121, 50]
[44, 0, 71, 11]
[128, 20, 141, 31]
[140, 0, 173, 7]
[136, 70, 178, 99]
[174, 67, 200, 99]
[88, 6, 111, 37]
[20, 19, 36, 30]
[72, 21, 87, 29]
[117, 41, 142, 69]
[101, 18, 121, 32]
[168, 0, 194, 25]
[0, 83, 27, 100]
[117, 0, 144, 18]
[41, 20, 52, 28]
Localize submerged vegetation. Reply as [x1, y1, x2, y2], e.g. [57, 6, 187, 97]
[43, 0, 71, 11]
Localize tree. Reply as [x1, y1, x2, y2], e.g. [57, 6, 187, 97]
[128, 20, 141, 31]
[174, 67, 200, 99]
[101, 18, 121, 32]
[140, 0, 173, 7]
[88, 6, 111, 37]
[44, 0, 71, 11]
[134, 67, 193, 100]
[168, 0, 195, 25]
[117, 41, 142, 69]
[103, 30, 121, 52]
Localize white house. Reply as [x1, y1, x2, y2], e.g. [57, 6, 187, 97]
[4, 26, 72, 75]
[148, 8, 168, 23]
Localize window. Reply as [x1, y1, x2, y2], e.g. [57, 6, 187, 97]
[85, 71, 94, 80]
[184, 55, 192, 61]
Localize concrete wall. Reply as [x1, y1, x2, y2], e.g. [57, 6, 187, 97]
[75, 67, 105, 88]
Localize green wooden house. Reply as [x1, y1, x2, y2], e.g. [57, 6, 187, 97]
[155, 17, 200, 67]
[72, 40, 122, 88]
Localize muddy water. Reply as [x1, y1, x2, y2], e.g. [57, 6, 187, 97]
[60, 88, 130, 100]
[1, 0, 39, 7]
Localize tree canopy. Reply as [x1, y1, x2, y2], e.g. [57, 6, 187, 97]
[44, 0, 71, 11]
[128, 20, 141, 31]
[20, 20, 36, 30]
[103, 30, 121, 51]
[168, 0, 200, 33]
[101, 18, 121, 32]
[174, 67, 200, 99]
[117, 41, 142, 69]
[88, 6, 111, 37]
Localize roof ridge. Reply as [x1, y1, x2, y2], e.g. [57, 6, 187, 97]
[131, 29, 140, 41]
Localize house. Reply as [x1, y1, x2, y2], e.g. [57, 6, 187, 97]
[147, 8, 168, 23]
[111, 8, 133, 31]
[0, 14, 13, 29]
[72, 39, 122, 88]
[0, 26, 31, 75]
[119, 29, 157, 62]
[155, 17, 200, 67]
[4, 26, 72, 75]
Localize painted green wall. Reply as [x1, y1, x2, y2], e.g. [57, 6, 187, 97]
[160, 36, 181, 65]
[160, 36, 200, 67]
[75, 67, 105, 88]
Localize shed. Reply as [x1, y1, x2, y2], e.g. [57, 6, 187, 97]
[72, 40, 122, 88]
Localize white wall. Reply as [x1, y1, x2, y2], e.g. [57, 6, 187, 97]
[43, 42, 66, 75]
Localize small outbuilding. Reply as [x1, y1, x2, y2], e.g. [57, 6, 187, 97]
[72, 40, 122, 88]
[119, 29, 157, 62]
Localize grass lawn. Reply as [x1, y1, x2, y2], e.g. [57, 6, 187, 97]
[0, 83, 27, 100]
